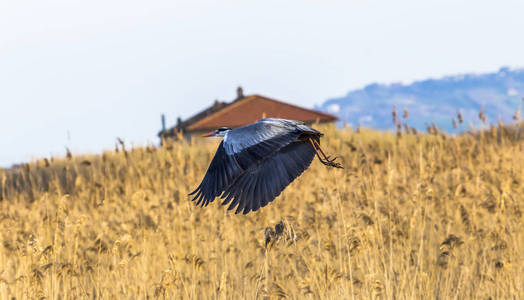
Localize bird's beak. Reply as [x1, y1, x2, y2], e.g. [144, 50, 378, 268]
[200, 131, 216, 137]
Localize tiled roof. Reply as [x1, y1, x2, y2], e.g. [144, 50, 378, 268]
[185, 94, 338, 131]
[178, 100, 228, 131]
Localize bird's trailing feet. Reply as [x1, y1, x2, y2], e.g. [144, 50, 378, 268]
[309, 138, 343, 168]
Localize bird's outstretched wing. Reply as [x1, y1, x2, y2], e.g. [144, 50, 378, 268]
[189, 141, 241, 207]
[189, 120, 305, 207]
[220, 140, 316, 214]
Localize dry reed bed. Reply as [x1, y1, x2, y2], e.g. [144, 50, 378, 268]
[0, 125, 523, 299]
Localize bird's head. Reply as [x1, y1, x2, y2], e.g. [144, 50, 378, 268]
[201, 127, 232, 137]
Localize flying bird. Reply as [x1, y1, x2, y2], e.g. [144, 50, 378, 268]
[189, 118, 342, 214]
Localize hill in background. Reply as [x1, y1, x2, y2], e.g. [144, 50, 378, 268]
[319, 67, 524, 133]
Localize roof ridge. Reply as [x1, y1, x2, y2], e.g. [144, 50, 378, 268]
[250, 94, 338, 119]
[179, 100, 229, 129]
[186, 95, 255, 130]
[186, 94, 337, 131]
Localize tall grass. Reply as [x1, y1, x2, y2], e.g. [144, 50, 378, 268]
[0, 124, 523, 299]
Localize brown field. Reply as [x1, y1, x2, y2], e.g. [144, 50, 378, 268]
[0, 125, 523, 299]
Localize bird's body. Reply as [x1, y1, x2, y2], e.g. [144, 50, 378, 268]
[190, 118, 341, 214]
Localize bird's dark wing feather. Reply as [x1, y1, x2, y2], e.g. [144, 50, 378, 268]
[219, 140, 316, 214]
[189, 141, 242, 207]
[189, 129, 303, 207]
[231, 130, 302, 170]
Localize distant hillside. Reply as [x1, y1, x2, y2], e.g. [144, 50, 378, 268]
[318, 67, 524, 133]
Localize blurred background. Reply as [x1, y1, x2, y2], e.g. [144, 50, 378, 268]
[1, 0, 524, 167]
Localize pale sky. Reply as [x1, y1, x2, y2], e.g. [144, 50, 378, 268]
[1, 0, 524, 167]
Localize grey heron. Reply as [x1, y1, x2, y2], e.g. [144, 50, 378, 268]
[189, 118, 342, 214]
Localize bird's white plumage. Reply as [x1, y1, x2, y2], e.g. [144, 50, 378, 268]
[223, 118, 305, 155]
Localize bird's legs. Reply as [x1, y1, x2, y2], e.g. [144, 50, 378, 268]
[308, 138, 343, 168]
